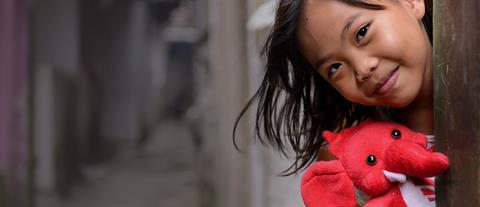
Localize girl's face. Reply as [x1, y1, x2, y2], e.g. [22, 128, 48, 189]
[297, 0, 431, 108]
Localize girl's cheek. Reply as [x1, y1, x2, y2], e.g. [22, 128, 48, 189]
[338, 87, 365, 104]
[374, 18, 411, 58]
[377, 29, 403, 56]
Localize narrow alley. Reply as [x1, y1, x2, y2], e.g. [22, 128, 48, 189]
[1, 0, 304, 206]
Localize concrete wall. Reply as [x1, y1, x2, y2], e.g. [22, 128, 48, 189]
[32, 0, 80, 75]
[81, 0, 150, 143]
[207, 0, 251, 207]
[31, 0, 82, 197]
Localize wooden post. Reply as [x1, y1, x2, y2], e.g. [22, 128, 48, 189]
[434, 0, 480, 206]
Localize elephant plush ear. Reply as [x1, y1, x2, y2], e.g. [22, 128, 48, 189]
[322, 128, 355, 159]
[322, 130, 341, 157]
[301, 160, 356, 207]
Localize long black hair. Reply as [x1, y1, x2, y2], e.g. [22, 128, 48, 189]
[234, 0, 433, 175]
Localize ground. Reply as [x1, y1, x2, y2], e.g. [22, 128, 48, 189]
[36, 119, 200, 207]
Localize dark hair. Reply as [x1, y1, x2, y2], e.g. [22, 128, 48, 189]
[234, 0, 433, 175]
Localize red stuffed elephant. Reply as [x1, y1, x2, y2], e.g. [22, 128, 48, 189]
[301, 121, 449, 207]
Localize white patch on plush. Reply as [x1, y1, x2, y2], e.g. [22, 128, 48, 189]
[398, 178, 435, 207]
[383, 170, 407, 183]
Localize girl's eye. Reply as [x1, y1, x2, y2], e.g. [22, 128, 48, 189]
[356, 24, 370, 43]
[327, 63, 342, 77]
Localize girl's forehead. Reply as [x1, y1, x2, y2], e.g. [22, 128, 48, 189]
[298, 0, 386, 38]
[300, 0, 359, 23]
[297, 0, 367, 63]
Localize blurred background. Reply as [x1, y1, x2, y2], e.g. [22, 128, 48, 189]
[0, 0, 302, 207]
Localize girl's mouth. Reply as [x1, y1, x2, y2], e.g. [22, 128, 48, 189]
[373, 67, 400, 96]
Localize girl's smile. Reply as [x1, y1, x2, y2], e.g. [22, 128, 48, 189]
[373, 66, 399, 96]
[297, 0, 432, 108]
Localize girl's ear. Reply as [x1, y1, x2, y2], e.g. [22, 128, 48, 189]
[401, 0, 426, 20]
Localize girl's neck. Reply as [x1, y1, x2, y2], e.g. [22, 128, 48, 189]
[393, 44, 433, 134]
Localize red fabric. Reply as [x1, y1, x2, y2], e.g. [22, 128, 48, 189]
[364, 187, 405, 207]
[301, 161, 356, 207]
[384, 139, 449, 178]
[301, 121, 449, 207]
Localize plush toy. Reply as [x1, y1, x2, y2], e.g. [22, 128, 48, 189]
[301, 121, 449, 207]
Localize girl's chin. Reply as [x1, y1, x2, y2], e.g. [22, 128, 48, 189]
[362, 96, 415, 108]
[351, 94, 415, 108]
[384, 97, 416, 108]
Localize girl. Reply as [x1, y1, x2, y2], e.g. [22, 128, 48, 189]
[236, 0, 433, 176]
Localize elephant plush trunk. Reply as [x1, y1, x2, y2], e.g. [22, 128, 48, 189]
[384, 140, 449, 178]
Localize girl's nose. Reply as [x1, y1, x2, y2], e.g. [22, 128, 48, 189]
[353, 56, 379, 82]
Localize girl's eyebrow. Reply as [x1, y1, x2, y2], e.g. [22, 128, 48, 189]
[341, 13, 362, 40]
[314, 13, 362, 70]
[314, 54, 333, 71]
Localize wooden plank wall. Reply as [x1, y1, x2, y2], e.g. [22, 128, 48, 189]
[434, 0, 480, 206]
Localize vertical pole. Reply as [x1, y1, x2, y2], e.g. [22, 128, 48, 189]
[434, 0, 480, 206]
[208, 0, 250, 206]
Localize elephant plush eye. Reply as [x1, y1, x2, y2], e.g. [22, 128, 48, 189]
[366, 155, 377, 166]
[391, 129, 401, 139]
